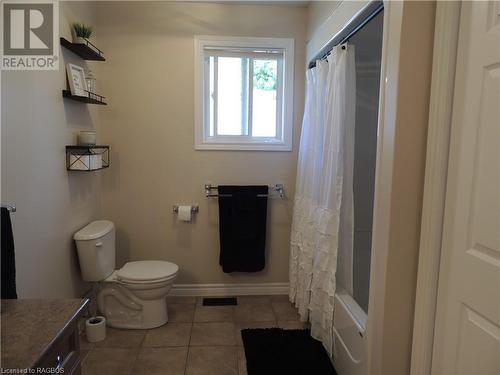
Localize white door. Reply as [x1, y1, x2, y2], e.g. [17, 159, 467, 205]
[432, 1, 500, 374]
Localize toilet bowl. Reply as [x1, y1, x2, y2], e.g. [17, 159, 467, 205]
[98, 260, 179, 329]
[74, 221, 179, 329]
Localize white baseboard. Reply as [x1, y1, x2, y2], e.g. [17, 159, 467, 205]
[169, 282, 289, 297]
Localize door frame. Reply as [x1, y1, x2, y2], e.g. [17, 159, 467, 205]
[410, 2, 462, 374]
[367, 1, 436, 374]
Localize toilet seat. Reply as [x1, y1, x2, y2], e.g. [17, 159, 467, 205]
[117, 260, 179, 284]
[118, 273, 177, 285]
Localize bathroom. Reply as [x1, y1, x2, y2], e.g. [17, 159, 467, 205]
[2, 1, 499, 375]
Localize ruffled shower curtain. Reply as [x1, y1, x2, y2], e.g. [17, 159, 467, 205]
[289, 45, 356, 355]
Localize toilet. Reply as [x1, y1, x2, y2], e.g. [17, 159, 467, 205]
[74, 220, 178, 329]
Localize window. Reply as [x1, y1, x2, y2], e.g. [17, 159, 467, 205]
[194, 36, 294, 151]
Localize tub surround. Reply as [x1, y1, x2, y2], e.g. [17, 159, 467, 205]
[1, 299, 88, 372]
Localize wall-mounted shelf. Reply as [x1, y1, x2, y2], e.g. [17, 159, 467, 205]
[66, 145, 109, 171]
[62, 90, 107, 105]
[60, 37, 105, 61]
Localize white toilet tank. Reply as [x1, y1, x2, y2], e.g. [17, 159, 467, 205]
[74, 220, 116, 282]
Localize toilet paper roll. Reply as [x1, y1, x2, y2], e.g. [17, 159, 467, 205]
[177, 206, 192, 222]
[85, 316, 106, 342]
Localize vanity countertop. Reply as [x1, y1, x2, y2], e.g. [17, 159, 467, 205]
[1, 298, 88, 370]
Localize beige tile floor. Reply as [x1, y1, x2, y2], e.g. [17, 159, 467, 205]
[80, 295, 308, 375]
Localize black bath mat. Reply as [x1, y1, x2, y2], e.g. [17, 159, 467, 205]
[202, 297, 237, 306]
[241, 328, 336, 375]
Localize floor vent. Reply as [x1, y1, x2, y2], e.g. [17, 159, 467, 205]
[202, 297, 237, 306]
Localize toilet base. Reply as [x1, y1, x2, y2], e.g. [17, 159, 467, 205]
[106, 299, 168, 329]
[97, 282, 170, 329]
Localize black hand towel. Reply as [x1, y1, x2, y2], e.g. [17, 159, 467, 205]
[1, 207, 17, 299]
[218, 185, 269, 273]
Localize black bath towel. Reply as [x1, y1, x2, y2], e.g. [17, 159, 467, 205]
[1, 207, 17, 299]
[218, 185, 268, 273]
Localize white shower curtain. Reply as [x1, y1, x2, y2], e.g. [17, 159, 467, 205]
[289, 44, 356, 355]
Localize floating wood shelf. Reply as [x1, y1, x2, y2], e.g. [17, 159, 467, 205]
[66, 145, 109, 171]
[62, 90, 107, 105]
[60, 37, 105, 61]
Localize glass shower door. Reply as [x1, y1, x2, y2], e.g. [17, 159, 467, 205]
[336, 10, 384, 314]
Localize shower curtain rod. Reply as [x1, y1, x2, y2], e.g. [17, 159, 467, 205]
[308, 0, 383, 69]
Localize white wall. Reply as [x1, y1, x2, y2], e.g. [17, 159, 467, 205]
[307, 0, 369, 63]
[94, 2, 307, 285]
[1, 2, 101, 297]
[367, 2, 436, 374]
[1, 0, 307, 297]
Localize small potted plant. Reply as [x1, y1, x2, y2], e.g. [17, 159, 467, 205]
[72, 23, 93, 44]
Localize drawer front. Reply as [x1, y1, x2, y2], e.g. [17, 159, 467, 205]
[35, 320, 81, 374]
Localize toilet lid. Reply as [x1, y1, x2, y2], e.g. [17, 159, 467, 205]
[117, 261, 179, 282]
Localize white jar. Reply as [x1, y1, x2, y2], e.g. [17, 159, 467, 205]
[85, 70, 97, 93]
[78, 131, 96, 145]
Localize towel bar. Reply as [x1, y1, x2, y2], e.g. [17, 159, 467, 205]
[204, 184, 284, 199]
[1, 205, 16, 213]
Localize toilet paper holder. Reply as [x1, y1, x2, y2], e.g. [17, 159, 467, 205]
[172, 205, 199, 214]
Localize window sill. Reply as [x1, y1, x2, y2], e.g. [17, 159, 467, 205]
[194, 142, 292, 151]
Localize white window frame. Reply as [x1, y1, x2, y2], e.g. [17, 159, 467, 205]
[194, 35, 294, 151]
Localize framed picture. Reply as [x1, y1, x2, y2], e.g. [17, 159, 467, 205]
[66, 63, 88, 97]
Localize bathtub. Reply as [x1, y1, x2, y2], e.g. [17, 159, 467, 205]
[332, 288, 368, 375]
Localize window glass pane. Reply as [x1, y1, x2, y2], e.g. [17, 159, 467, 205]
[252, 59, 277, 137]
[217, 57, 245, 136]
